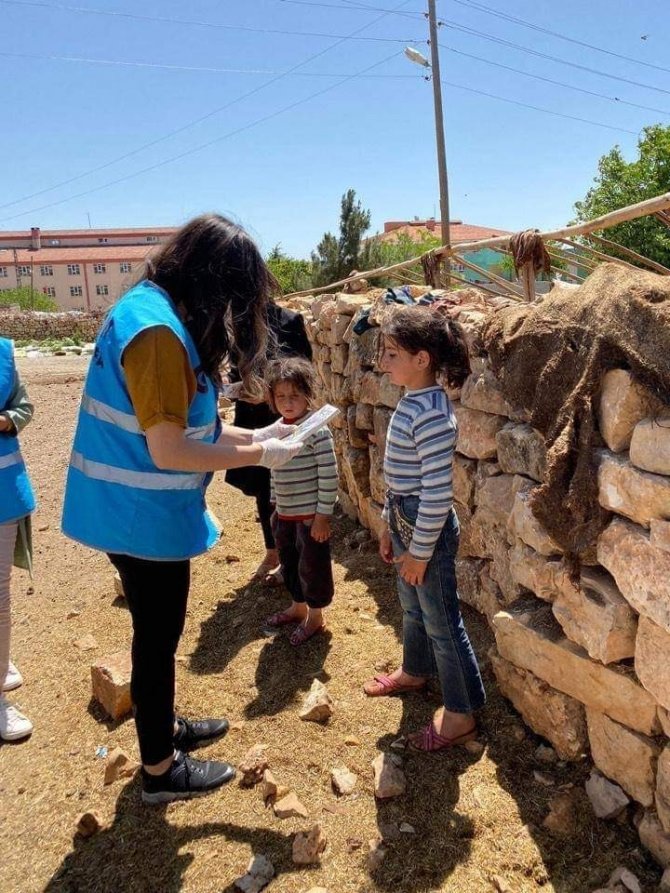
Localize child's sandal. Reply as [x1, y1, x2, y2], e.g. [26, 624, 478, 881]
[409, 722, 477, 752]
[363, 674, 427, 698]
[289, 623, 325, 647]
[265, 610, 297, 628]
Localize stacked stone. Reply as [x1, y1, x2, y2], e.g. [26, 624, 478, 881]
[0, 309, 104, 342]
[303, 290, 670, 869]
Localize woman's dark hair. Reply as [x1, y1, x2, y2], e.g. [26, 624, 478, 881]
[144, 213, 278, 394]
[380, 306, 471, 389]
[265, 357, 315, 414]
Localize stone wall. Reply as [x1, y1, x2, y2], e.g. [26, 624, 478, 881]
[0, 309, 104, 342]
[303, 287, 670, 870]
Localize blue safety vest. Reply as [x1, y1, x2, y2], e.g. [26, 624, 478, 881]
[61, 280, 221, 560]
[0, 338, 36, 524]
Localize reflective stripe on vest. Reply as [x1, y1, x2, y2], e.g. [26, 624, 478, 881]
[0, 449, 23, 470]
[81, 393, 216, 440]
[70, 450, 203, 491]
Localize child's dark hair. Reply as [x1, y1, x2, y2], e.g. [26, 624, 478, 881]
[380, 306, 471, 389]
[266, 357, 316, 414]
[143, 213, 279, 393]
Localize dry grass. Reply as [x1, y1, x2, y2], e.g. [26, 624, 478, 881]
[0, 358, 660, 893]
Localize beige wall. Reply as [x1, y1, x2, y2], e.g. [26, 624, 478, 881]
[0, 260, 138, 309]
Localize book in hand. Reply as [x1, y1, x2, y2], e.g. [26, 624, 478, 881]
[282, 404, 340, 444]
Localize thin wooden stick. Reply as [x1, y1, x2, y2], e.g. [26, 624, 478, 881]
[655, 210, 670, 228]
[586, 233, 670, 275]
[556, 237, 635, 271]
[448, 270, 524, 301]
[546, 248, 596, 273]
[452, 253, 526, 298]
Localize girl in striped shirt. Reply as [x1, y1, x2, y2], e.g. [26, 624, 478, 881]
[364, 307, 485, 751]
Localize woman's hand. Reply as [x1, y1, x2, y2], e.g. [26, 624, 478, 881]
[252, 419, 297, 443]
[257, 438, 305, 469]
[379, 525, 394, 564]
[394, 551, 428, 586]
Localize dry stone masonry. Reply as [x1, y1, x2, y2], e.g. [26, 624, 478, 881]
[298, 285, 670, 870]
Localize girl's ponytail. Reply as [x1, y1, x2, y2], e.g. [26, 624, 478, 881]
[441, 317, 471, 390]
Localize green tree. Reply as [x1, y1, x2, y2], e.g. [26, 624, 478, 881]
[359, 231, 442, 286]
[574, 124, 670, 267]
[311, 189, 372, 285]
[266, 245, 312, 294]
[0, 286, 57, 311]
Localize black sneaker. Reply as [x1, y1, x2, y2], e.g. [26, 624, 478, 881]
[141, 751, 235, 804]
[173, 716, 229, 751]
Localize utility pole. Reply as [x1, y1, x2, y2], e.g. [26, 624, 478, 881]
[427, 0, 451, 285]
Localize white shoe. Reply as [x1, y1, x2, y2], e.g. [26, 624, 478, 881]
[0, 697, 33, 741]
[3, 661, 23, 692]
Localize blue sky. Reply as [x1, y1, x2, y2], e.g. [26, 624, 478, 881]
[1, 0, 668, 256]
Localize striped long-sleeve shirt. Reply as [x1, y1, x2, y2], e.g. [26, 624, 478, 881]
[383, 386, 456, 560]
[271, 424, 338, 519]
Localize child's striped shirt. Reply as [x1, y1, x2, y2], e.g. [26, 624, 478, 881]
[271, 424, 338, 519]
[383, 385, 456, 560]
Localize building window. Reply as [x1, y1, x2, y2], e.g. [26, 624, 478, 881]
[119, 262, 132, 273]
[49, 239, 60, 246]
[70, 286, 83, 298]
[42, 286, 56, 297]
[18, 265, 31, 276]
[98, 238, 109, 244]
[93, 263, 106, 274]
[0, 268, 7, 278]
[67, 264, 80, 275]
[146, 235, 159, 243]
[40, 265, 54, 276]
[96, 285, 109, 296]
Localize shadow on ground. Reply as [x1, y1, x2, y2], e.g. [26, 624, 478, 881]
[44, 781, 304, 893]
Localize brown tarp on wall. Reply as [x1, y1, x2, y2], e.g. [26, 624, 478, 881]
[483, 263, 670, 562]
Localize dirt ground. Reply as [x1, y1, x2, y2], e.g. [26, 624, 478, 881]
[0, 357, 661, 893]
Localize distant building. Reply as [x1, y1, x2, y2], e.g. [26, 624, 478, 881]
[376, 218, 511, 284]
[0, 226, 177, 310]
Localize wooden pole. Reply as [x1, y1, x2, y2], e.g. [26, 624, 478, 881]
[519, 262, 536, 302]
[438, 191, 670, 256]
[586, 233, 670, 276]
[284, 191, 670, 299]
[427, 0, 451, 285]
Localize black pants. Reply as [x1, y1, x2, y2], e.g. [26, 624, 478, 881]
[108, 553, 190, 766]
[256, 488, 276, 551]
[271, 515, 334, 609]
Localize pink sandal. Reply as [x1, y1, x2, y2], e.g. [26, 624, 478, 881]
[409, 722, 477, 752]
[266, 611, 299, 628]
[363, 674, 427, 698]
[289, 623, 326, 647]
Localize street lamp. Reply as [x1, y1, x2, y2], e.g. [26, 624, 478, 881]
[404, 0, 451, 284]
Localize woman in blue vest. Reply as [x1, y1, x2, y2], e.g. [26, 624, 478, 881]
[62, 214, 304, 805]
[0, 336, 36, 742]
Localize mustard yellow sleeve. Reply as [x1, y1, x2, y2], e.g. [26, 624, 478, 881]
[122, 326, 196, 431]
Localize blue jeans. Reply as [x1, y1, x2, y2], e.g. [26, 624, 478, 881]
[389, 494, 486, 715]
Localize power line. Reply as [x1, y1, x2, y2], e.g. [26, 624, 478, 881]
[0, 49, 422, 77]
[279, 0, 423, 18]
[438, 17, 670, 97]
[0, 51, 402, 223]
[438, 43, 670, 118]
[450, 0, 670, 77]
[0, 0, 421, 40]
[0, 0, 413, 212]
[440, 78, 638, 135]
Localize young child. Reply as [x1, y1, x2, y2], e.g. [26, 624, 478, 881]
[264, 358, 338, 646]
[363, 306, 486, 751]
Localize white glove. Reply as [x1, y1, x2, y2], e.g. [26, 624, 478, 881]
[258, 438, 305, 469]
[252, 419, 298, 443]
